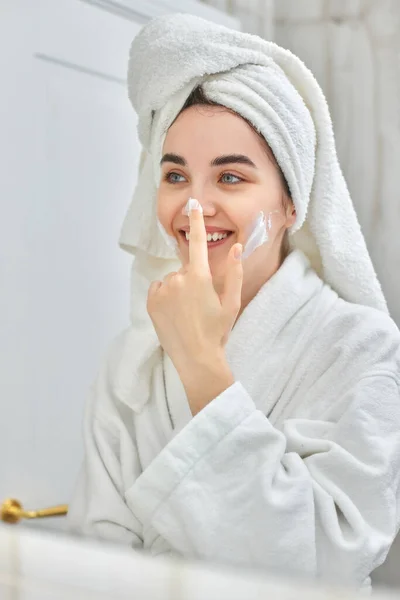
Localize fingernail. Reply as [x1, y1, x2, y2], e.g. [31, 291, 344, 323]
[234, 244, 243, 260]
[182, 197, 203, 215]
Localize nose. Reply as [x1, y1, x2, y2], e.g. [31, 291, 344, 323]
[200, 201, 217, 216]
[181, 197, 217, 217]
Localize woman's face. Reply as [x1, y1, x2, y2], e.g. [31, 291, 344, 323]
[157, 105, 295, 293]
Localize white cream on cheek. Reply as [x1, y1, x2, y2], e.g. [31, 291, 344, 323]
[242, 210, 279, 260]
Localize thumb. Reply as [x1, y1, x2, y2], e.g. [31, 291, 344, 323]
[221, 243, 243, 317]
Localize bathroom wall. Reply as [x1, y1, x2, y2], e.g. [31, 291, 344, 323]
[275, 0, 400, 324]
[201, 0, 400, 325]
[200, 0, 274, 38]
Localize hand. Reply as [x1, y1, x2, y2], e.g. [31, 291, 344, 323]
[147, 205, 243, 413]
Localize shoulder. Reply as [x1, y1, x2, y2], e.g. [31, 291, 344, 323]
[307, 296, 400, 384]
[326, 298, 399, 352]
[287, 297, 400, 421]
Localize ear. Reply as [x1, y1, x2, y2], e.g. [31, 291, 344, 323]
[286, 203, 296, 228]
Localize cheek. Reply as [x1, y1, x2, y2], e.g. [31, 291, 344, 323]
[227, 202, 262, 235]
[241, 185, 283, 221]
[231, 192, 284, 243]
[156, 193, 178, 233]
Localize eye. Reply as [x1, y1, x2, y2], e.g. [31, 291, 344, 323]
[164, 171, 244, 184]
[164, 172, 186, 183]
[220, 172, 243, 184]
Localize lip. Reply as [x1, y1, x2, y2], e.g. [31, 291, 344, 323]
[179, 230, 234, 249]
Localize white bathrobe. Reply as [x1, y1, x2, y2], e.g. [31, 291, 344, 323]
[67, 250, 400, 589]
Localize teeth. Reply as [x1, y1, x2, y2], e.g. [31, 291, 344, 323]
[208, 232, 228, 242]
[185, 231, 228, 242]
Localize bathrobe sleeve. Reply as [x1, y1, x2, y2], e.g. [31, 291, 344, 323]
[67, 338, 143, 548]
[125, 376, 400, 585]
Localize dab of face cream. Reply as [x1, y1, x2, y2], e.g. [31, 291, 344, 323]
[182, 197, 203, 215]
[242, 210, 277, 260]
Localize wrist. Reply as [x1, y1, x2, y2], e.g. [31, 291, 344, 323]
[178, 351, 235, 415]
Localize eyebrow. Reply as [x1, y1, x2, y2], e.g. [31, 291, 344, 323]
[160, 153, 257, 169]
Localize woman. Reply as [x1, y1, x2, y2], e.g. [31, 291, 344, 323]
[68, 13, 400, 590]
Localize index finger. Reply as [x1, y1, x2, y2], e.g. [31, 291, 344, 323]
[188, 199, 209, 272]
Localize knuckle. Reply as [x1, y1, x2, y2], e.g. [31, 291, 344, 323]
[163, 273, 172, 283]
[193, 269, 211, 283]
[163, 271, 178, 285]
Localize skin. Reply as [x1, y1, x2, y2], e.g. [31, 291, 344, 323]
[148, 106, 296, 415]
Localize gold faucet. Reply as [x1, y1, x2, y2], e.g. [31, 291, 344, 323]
[0, 498, 68, 524]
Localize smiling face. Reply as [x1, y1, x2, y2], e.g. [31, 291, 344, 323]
[157, 104, 296, 297]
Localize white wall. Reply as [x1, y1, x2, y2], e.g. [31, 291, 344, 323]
[275, 0, 400, 325]
[201, 0, 274, 36]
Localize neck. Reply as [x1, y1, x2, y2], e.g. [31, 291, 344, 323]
[238, 253, 282, 319]
[212, 245, 287, 322]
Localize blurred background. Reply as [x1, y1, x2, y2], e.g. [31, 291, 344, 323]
[0, 0, 399, 595]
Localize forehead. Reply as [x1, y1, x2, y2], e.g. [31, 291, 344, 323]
[163, 105, 265, 155]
